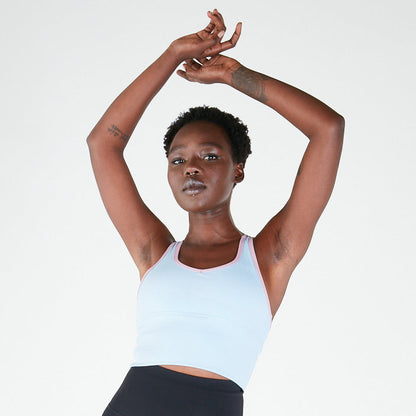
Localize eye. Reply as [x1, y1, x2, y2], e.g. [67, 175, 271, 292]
[171, 158, 184, 165]
[204, 154, 218, 161]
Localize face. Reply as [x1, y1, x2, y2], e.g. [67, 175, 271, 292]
[167, 121, 244, 214]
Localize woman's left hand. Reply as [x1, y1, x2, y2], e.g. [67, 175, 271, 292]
[176, 54, 242, 85]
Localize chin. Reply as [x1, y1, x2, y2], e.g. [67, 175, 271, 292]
[178, 201, 210, 214]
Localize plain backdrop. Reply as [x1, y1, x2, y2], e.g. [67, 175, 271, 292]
[1, 0, 415, 415]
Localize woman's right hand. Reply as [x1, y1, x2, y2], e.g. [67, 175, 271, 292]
[169, 9, 242, 63]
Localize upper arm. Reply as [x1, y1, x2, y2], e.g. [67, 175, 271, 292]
[258, 118, 345, 265]
[87, 142, 174, 272]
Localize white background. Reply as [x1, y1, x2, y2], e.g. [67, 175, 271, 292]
[1, 0, 415, 415]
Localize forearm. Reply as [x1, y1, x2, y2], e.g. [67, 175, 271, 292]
[225, 65, 344, 139]
[86, 46, 181, 152]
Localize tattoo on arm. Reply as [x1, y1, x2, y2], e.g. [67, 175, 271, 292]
[107, 124, 129, 142]
[231, 67, 270, 103]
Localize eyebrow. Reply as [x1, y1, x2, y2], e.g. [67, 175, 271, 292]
[168, 141, 225, 155]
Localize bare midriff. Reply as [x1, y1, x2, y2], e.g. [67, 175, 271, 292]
[158, 364, 230, 380]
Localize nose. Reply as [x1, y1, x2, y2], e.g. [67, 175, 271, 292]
[184, 157, 201, 176]
[186, 166, 200, 176]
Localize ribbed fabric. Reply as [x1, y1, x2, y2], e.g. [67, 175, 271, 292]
[131, 234, 272, 391]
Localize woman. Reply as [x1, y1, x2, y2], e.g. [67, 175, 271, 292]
[87, 9, 344, 416]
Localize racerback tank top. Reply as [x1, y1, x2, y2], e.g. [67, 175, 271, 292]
[131, 234, 273, 391]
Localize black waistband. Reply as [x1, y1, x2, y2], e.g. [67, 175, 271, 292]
[130, 365, 244, 393]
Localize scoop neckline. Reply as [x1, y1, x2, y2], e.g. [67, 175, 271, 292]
[174, 234, 247, 273]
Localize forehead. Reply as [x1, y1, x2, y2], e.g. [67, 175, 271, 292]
[169, 121, 232, 154]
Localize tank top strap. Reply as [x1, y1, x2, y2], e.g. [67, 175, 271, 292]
[140, 240, 177, 283]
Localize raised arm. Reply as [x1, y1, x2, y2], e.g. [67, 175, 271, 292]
[178, 50, 344, 269]
[86, 12, 241, 277]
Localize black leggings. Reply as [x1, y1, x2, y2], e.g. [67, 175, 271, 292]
[102, 365, 244, 416]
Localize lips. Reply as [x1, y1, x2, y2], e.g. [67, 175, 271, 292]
[183, 178, 206, 195]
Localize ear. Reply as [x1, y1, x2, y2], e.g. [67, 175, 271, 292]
[233, 162, 244, 184]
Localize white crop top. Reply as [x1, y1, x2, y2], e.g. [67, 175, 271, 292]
[130, 234, 273, 391]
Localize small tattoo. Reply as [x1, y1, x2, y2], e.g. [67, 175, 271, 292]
[231, 67, 270, 103]
[107, 124, 129, 142]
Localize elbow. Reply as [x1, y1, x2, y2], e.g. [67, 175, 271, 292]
[86, 133, 97, 147]
[310, 116, 345, 143]
[309, 114, 345, 142]
[334, 114, 345, 132]
[332, 111, 345, 130]
[326, 114, 345, 141]
[86, 133, 93, 146]
[86, 133, 102, 149]
[86, 125, 102, 146]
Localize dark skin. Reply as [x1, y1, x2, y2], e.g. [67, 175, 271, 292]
[87, 9, 344, 380]
[166, 120, 245, 274]
[167, 121, 244, 230]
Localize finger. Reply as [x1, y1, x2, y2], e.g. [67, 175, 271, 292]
[196, 31, 224, 51]
[210, 9, 225, 25]
[186, 59, 202, 71]
[176, 69, 189, 80]
[224, 21, 242, 46]
[176, 69, 192, 82]
[208, 10, 225, 25]
[196, 57, 209, 65]
[202, 21, 216, 34]
[210, 9, 226, 35]
[199, 13, 225, 41]
[177, 68, 199, 82]
[213, 8, 224, 19]
[183, 62, 201, 76]
[185, 59, 196, 67]
[199, 55, 221, 68]
[206, 21, 242, 55]
[197, 24, 221, 41]
[207, 11, 226, 33]
[207, 11, 225, 36]
[180, 65, 202, 83]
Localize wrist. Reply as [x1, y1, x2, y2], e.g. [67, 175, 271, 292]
[166, 42, 184, 67]
[222, 61, 244, 85]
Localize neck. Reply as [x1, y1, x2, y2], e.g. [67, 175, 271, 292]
[185, 205, 242, 246]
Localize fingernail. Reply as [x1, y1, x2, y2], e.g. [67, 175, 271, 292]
[218, 30, 224, 38]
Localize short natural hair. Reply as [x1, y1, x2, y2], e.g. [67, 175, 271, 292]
[163, 105, 252, 167]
